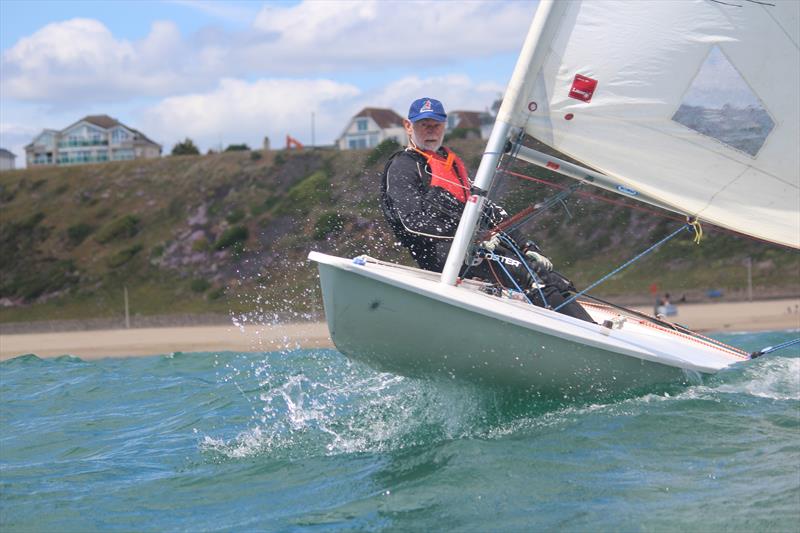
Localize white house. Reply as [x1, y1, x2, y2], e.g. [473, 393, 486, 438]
[338, 108, 406, 150]
[25, 115, 161, 167]
[0, 148, 16, 171]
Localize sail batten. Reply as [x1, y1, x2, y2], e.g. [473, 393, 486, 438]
[502, 0, 799, 249]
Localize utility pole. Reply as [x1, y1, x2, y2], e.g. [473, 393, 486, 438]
[311, 111, 316, 148]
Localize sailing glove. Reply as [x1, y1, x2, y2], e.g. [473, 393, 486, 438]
[480, 234, 501, 251]
[525, 250, 553, 271]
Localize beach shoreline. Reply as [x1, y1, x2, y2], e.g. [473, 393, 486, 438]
[1, 298, 797, 360]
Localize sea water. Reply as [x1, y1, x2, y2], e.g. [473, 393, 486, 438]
[1, 330, 798, 531]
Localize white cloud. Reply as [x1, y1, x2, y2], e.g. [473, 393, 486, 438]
[1, 1, 533, 105]
[1, 18, 197, 103]
[141, 77, 361, 152]
[140, 74, 505, 153]
[251, 0, 532, 63]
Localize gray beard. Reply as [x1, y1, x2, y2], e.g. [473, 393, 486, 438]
[411, 132, 442, 152]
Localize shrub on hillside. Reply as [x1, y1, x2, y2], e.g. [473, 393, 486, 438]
[224, 144, 250, 152]
[95, 215, 140, 244]
[226, 208, 246, 224]
[365, 138, 401, 166]
[66, 223, 94, 246]
[107, 244, 143, 268]
[0, 184, 16, 203]
[215, 225, 249, 250]
[278, 170, 330, 215]
[313, 211, 344, 240]
[207, 287, 226, 300]
[191, 237, 210, 252]
[4, 259, 78, 301]
[19, 212, 46, 232]
[171, 138, 200, 156]
[250, 151, 262, 161]
[190, 278, 211, 293]
[52, 183, 70, 197]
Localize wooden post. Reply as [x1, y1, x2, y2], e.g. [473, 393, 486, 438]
[124, 286, 130, 329]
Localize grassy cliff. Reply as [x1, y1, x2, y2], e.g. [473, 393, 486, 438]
[1, 139, 797, 324]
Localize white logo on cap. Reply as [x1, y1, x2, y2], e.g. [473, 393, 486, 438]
[421, 100, 433, 112]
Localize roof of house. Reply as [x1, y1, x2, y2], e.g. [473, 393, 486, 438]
[353, 107, 404, 129]
[83, 114, 122, 129]
[0, 148, 16, 158]
[450, 110, 483, 129]
[78, 115, 160, 147]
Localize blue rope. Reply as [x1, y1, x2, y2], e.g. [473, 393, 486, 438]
[751, 337, 800, 358]
[490, 253, 533, 305]
[555, 224, 691, 312]
[498, 233, 549, 307]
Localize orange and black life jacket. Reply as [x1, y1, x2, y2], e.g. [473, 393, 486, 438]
[412, 146, 471, 203]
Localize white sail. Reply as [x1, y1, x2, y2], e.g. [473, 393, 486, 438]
[498, 0, 800, 249]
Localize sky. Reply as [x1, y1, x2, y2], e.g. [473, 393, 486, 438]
[0, 0, 539, 166]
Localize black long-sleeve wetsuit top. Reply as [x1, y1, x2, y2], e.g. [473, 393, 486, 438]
[380, 148, 467, 272]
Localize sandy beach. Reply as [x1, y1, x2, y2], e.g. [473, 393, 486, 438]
[1, 298, 797, 360]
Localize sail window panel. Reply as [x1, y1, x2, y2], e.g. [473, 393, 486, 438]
[672, 47, 774, 158]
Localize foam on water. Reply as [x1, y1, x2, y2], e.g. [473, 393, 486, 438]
[198, 331, 799, 463]
[3, 329, 798, 531]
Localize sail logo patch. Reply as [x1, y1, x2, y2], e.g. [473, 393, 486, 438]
[569, 74, 597, 102]
[617, 185, 638, 196]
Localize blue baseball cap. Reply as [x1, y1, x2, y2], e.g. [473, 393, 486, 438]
[408, 97, 447, 122]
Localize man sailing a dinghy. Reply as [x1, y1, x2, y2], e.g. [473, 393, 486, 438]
[381, 97, 593, 323]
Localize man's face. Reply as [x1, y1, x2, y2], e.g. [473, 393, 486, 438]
[404, 118, 445, 152]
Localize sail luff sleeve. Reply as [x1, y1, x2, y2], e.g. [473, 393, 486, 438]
[495, 0, 571, 129]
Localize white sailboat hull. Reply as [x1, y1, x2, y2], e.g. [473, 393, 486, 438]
[309, 252, 748, 394]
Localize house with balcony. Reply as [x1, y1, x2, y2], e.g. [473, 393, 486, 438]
[337, 108, 405, 150]
[25, 115, 161, 167]
[0, 148, 17, 171]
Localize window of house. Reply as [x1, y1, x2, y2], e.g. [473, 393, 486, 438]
[113, 149, 134, 160]
[112, 128, 129, 144]
[356, 119, 368, 132]
[348, 138, 367, 149]
[88, 127, 103, 144]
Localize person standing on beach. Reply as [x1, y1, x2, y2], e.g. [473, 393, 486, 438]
[380, 97, 593, 323]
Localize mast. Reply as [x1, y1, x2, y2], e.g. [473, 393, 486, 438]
[440, 0, 569, 285]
